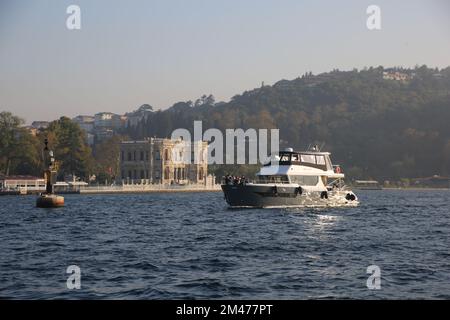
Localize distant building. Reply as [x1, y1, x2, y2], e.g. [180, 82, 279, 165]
[119, 138, 208, 185]
[92, 112, 124, 143]
[72, 115, 95, 133]
[354, 180, 382, 190]
[125, 104, 153, 128]
[31, 121, 50, 130]
[86, 133, 95, 146]
[0, 175, 45, 192]
[94, 112, 123, 130]
[382, 71, 412, 81]
[95, 129, 114, 143]
[72, 115, 95, 146]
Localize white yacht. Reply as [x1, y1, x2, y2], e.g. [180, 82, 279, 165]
[221, 146, 358, 208]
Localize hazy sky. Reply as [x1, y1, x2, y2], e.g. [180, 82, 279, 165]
[1, 0, 449, 123]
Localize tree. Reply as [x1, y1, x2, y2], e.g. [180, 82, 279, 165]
[0, 112, 24, 175]
[195, 94, 215, 107]
[92, 135, 125, 183]
[0, 112, 40, 176]
[43, 117, 93, 179]
[137, 104, 153, 112]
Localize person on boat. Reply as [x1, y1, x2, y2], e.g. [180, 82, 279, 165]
[224, 174, 232, 185]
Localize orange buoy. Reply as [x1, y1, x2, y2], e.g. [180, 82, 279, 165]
[36, 194, 64, 208]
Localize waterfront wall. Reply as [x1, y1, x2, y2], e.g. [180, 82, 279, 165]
[80, 183, 221, 194]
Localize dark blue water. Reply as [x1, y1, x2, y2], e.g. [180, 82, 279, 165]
[0, 190, 449, 299]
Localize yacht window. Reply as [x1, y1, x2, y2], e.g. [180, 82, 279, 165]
[316, 155, 326, 165]
[290, 175, 319, 186]
[291, 154, 299, 161]
[258, 175, 289, 183]
[280, 154, 291, 162]
[300, 154, 316, 164]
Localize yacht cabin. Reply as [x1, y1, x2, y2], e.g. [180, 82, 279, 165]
[256, 149, 344, 188]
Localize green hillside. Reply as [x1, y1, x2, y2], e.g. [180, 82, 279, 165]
[126, 66, 450, 181]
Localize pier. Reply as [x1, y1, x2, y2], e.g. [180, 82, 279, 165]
[0, 183, 221, 196]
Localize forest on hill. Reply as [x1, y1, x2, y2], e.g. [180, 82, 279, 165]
[1, 65, 449, 182]
[124, 66, 450, 181]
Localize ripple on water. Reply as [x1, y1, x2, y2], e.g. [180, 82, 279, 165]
[0, 190, 449, 299]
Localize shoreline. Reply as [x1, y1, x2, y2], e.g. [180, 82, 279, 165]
[79, 188, 221, 195]
[360, 187, 450, 191]
[0, 185, 222, 196]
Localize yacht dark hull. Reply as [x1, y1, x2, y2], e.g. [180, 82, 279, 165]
[221, 184, 358, 208]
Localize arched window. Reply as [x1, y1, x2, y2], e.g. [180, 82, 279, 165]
[199, 167, 204, 180]
[164, 149, 169, 161]
[164, 167, 170, 180]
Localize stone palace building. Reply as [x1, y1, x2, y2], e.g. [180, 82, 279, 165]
[119, 138, 208, 185]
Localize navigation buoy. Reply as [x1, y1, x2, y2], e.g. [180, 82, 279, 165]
[36, 138, 64, 208]
[36, 194, 65, 208]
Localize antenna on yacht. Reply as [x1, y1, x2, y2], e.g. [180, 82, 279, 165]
[319, 142, 325, 151]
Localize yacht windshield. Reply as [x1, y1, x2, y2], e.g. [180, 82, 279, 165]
[316, 155, 326, 165]
[264, 152, 331, 170]
[300, 154, 316, 164]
